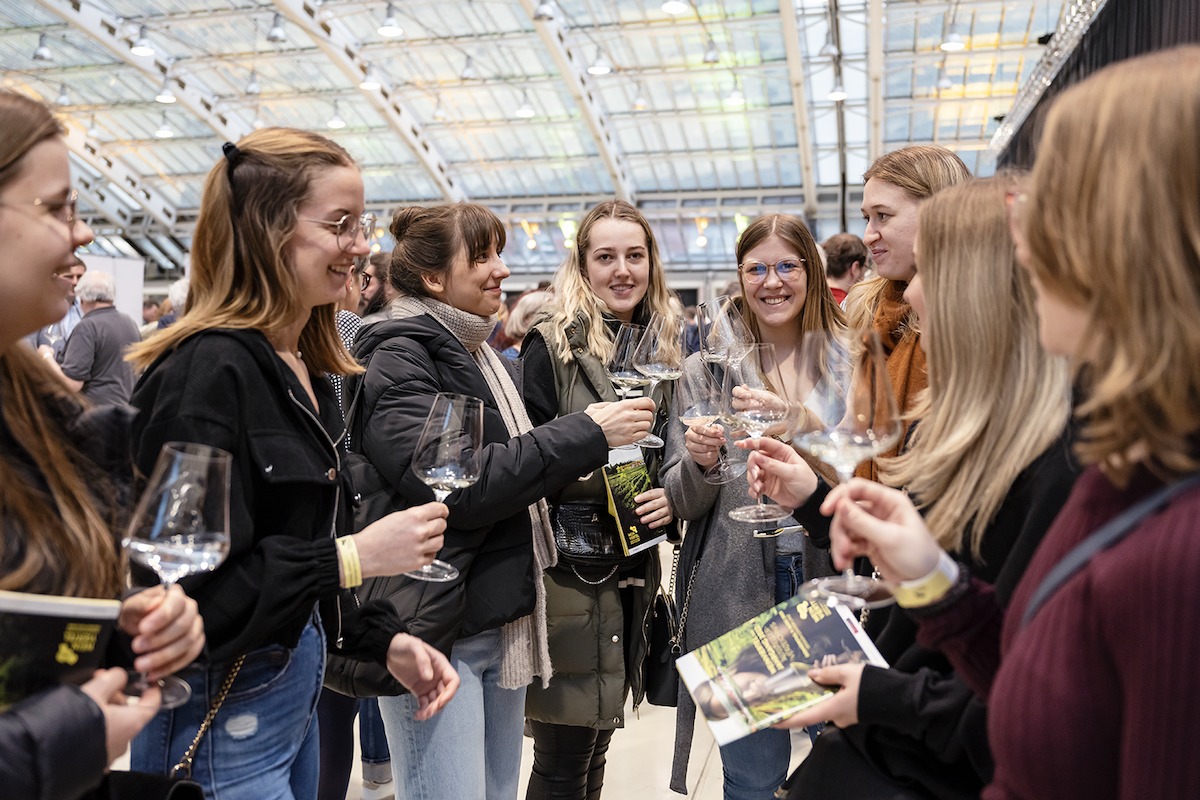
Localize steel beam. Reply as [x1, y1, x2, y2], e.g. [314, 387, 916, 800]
[62, 124, 180, 231]
[31, 0, 250, 143]
[517, 0, 637, 203]
[778, 0, 818, 218]
[868, 0, 884, 161]
[269, 0, 461, 200]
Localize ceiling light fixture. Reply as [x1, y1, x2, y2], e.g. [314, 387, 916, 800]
[33, 32, 53, 62]
[516, 91, 535, 118]
[662, 0, 689, 15]
[633, 84, 648, 111]
[703, 37, 720, 64]
[936, 64, 953, 91]
[533, 2, 556, 21]
[327, 100, 346, 129]
[245, 69, 261, 95]
[828, 75, 847, 102]
[461, 55, 478, 81]
[87, 116, 101, 138]
[940, 23, 966, 52]
[252, 108, 266, 129]
[154, 112, 174, 139]
[378, 3, 403, 37]
[155, 77, 176, 104]
[433, 96, 447, 119]
[695, 218, 709, 248]
[725, 85, 745, 107]
[55, 84, 70, 106]
[587, 50, 612, 76]
[819, 30, 839, 58]
[359, 63, 383, 91]
[130, 25, 155, 57]
[267, 13, 288, 44]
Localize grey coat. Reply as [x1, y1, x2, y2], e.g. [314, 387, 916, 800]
[660, 353, 836, 793]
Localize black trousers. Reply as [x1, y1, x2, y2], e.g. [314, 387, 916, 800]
[526, 720, 616, 800]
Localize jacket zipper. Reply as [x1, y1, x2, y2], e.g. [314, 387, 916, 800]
[287, 388, 347, 648]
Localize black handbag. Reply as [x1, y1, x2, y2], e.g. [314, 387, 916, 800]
[552, 502, 643, 570]
[90, 772, 206, 800]
[644, 581, 679, 707]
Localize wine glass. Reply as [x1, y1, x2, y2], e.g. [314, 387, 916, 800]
[675, 357, 747, 485]
[605, 324, 659, 450]
[793, 329, 902, 609]
[723, 343, 796, 523]
[409, 393, 483, 582]
[123, 442, 233, 709]
[631, 313, 685, 449]
[698, 296, 753, 366]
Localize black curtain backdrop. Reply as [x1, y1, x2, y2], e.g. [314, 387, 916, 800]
[998, 0, 1200, 169]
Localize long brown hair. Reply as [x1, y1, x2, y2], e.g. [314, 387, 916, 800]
[881, 178, 1070, 558]
[387, 203, 507, 300]
[1022, 46, 1200, 485]
[0, 91, 122, 598]
[544, 199, 676, 363]
[129, 128, 362, 377]
[847, 145, 972, 334]
[734, 213, 845, 343]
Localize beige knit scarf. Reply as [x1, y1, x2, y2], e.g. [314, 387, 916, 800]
[390, 295, 557, 689]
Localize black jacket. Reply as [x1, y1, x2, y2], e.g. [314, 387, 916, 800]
[349, 315, 610, 651]
[130, 328, 402, 664]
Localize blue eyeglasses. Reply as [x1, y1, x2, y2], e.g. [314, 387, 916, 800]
[739, 258, 806, 284]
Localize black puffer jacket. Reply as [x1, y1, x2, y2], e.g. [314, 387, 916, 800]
[348, 315, 610, 652]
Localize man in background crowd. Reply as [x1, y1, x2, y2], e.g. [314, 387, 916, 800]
[821, 233, 870, 305]
[360, 251, 397, 325]
[155, 277, 189, 331]
[43, 271, 141, 406]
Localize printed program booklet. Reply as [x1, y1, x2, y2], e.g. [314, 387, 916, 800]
[0, 589, 122, 709]
[677, 595, 887, 745]
[602, 455, 667, 557]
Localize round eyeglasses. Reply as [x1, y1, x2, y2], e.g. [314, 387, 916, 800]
[0, 188, 78, 226]
[739, 258, 806, 284]
[298, 211, 377, 252]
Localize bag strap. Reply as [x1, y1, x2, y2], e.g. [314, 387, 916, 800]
[1021, 471, 1200, 630]
[169, 655, 246, 780]
[672, 519, 713, 653]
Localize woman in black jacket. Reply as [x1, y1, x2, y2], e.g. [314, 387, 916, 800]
[356, 203, 653, 800]
[0, 91, 205, 800]
[126, 128, 458, 800]
[744, 178, 1080, 799]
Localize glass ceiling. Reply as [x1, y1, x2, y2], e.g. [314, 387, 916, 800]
[2, 0, 1064, 275]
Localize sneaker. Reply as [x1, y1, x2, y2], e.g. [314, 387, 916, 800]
[361, 779, 396, 800]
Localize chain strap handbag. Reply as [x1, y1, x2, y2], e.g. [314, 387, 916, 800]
[169, 655, 245, 781]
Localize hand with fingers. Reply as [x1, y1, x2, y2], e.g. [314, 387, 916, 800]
[738, 435, 818, 510]
[770, 662, 866, 730]
[684, 423, 725, 469]
[634, 487, 674, 529]
[80, 667, 163, 764]
[118, 584, 205, 681]
[355, 501, 449, 578]
[386, 633, 460, 720]
[585, 398, 656, 448]
[820, 479, 943, 580]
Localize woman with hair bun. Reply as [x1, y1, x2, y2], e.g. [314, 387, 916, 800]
[353, 202, 653, 800]
[128, 128, 457, 799]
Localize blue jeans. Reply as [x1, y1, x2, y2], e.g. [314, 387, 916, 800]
[379, 628, 527, 800]
[775, 553, 805, 605]
[718, 727, 792, 800]
[132, 619, 326, 800]
[359, 698, 391, 783]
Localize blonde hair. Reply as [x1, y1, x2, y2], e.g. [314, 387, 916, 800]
[544, 200, 676, 363]
[1022, 46, 1200, 486]
[0, 91, 123, 598]
[734, 213, 846, 343]
[129, 128, 362, 377]
[846, 145, 972, 334]
[881, 178, 1070, 558]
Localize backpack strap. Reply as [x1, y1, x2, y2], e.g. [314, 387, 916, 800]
[1021, 471, 1200, 629]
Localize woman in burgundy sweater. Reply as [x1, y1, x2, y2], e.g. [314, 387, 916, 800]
[747, 47, 1200, 800]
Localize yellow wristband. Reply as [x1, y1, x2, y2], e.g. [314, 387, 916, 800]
[335, 536, 363, 589]
[893, 551, 959, 608]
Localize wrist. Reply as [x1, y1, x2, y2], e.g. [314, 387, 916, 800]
[893, 551, 959, 608]
[336, 535, 363, 588]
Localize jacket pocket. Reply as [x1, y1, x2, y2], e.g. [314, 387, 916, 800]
[248, 430, 338, 486]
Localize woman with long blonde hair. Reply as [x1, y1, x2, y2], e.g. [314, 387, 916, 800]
[127, 127, 457, 799]
[520, 199, 675, 800]
[0, 90, 204, 797]
[757, 47, 1200, 800]
[758, 177, 1079, 800]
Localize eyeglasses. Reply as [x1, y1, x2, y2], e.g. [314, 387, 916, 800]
[359, 271, 372, 291]
[0, 189, 78, 226]
[739, 258, 806, 284]
[298, 211, 377, 252]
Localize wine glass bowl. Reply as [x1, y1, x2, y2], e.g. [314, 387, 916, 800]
[675, 357, 746, 485]
[725, 343, 796, 524]
[122, 441, 233, 709]
[409, 394, 483, 582]
[605, 324, 662, 449]
[801, 570, 897, 611]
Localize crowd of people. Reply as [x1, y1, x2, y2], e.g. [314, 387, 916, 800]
[3, 44, 1200, 800]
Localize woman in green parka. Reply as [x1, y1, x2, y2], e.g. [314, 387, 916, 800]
[519, 199, 679, 800]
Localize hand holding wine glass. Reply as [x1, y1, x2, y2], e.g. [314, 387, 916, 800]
[631, 312, 686, 449]
[123, 441, 232, 708]
[724, 343, 797, 523]
[677, 357, 746, 484]
[408, 393, 484, 582]
[605, 324, 661, 449]
[819, 479, 944, 583]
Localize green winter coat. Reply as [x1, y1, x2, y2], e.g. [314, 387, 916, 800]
[523, 313, 668, 729]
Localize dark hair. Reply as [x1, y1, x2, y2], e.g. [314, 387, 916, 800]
[0, 92, 62, 194]
[388, 204, 506, 298]
[822, 233, 869, 279]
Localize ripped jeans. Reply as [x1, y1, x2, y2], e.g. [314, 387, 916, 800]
[131, 618, 326, 800]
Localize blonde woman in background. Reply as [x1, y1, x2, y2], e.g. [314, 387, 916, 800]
[500, 290, 553, 359]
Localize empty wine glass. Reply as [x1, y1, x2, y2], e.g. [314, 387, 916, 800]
[410, 393, 483, 582]
[675, 356, 747, 485]
[698, 296, 753, 366]
[723, 343, 796, 523]
[123, 442, 233, 709]
[793, 329, 902, 609]
[605, 323, 660, 450]
[631, 313, 686, 449]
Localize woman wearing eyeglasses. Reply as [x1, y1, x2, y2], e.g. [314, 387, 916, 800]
[126, 129, 458, 800]
[661, 214, 845, 799]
